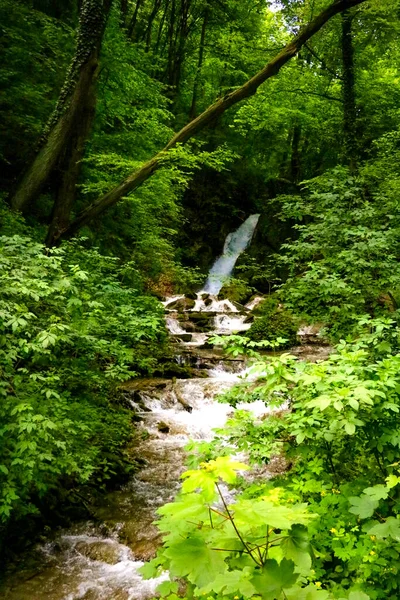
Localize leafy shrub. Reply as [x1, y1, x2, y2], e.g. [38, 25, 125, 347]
[0, 229, 167, 527]
[178, 321, 400, 599]
[278, 163, 400, 339]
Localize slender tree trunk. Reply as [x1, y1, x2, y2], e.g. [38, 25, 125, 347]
[341, 9, 357, 168]
[170, 0, 191, 98]
[144, 0, 163, 51]
[290, 123, 302, 182]
[189, 5, 208, 120]
[166, 0, 177, 88]
[10, 0, 112, 214]
[53, 0, 367, 245]
[120, 0, 128, 24]
[127, 0, 144, 38]
[155, 0, 170, 54]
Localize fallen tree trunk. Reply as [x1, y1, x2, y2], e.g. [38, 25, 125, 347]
[53, 0, 367, 245]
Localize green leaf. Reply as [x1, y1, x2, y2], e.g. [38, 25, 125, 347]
[348, 592, 371, 600]
[208, 456, 249, 483]
[362, 484, 389, 501]
[181, 469, 217, 501]
[198, 569, 257, 596]
[163, 534, 226, 588]
[251, 558, 298, 596]
[306, 395, 331, 411]
[232, 499, 314, 531]
[348, 495, 379, 519]
[157, 493, 210, 533]
[286, 584, 330, 600]
[280, 524, 312, 571]
[156, 580, 179, 596]
[344, 422, 356, 435]
[367, 517, 400, 541]
[386, 474, 400, 489]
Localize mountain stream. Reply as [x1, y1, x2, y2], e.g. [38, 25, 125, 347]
[1, 294, 296, 600]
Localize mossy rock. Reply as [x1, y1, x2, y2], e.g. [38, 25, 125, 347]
[217, 279, 253, 304]
[247, 296, 298, 348]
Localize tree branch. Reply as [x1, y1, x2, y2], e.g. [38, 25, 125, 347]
[56, 0, 368, 245]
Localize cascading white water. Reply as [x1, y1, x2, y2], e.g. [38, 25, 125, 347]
[202, 214, 260, 295]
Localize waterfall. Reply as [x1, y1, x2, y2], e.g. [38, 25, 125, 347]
[202, 214, 260, 295]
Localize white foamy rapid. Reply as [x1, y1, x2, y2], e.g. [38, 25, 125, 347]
[165, 315, 186, 334]
[202, 214, 260, 295]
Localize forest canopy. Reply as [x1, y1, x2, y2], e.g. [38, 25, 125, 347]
[1, 0, 400, 598]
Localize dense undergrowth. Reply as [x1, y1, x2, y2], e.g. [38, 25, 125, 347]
[143, 321, 400, 599]
[0, 205, 168, 540]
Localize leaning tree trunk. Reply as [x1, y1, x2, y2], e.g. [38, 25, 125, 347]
[341, 9, 357, 168]
[10, 0, 112, 215]
[52, 0, 367, 246]
[45, 64, 98, 246]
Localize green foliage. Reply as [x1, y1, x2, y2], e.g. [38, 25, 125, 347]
[141, 456, 318, 599]
[0, 0, 72, 183]
[277, 161, 400, 339]
[0, 212, 167, 526]
[188, 323, 400, 598]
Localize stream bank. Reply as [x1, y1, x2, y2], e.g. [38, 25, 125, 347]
[0, 293, 329, 599]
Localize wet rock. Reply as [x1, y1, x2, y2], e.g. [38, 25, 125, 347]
[297, 323, 326, 344]
[157, 421, 170, 434]
[204, 297, 213, 307]
[108, 590, 130, 600]
[171, 333, 192, 342]
[198, 362, 213, 370]
[130, 537, 161, 561]
[75, 541, 120, 564]
[175, 387, 193, 412]
[121, 378, 171, 393]
[243, 315, 254, 324]
[230, 300, 247, 312]
[245, 295, 265, 311]
[81, 590, 98, 600]
[167, 297, 195, 312]
[186, 291, 198, 300]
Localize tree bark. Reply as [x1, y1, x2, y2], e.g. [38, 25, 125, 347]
[144, 0, 163, 51]
[54, 0, 367, 245]
[10, 0, 113, 214]
[155, 0, 170, 54]
[341, 9, 357, 168]
[290, 123, 302, 183]
[189, 5, 208, 120]
[45, 60, 98, 246]
[127, 0, 144, 39]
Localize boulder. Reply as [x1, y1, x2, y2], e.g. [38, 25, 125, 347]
[186, 291, 198, 300]
[167, 297, 195, 312]
[157, 421, 170, 433]
[171, 333, 192, 342]
[243, 315, 254, 324]
[75, 541, 120, 564]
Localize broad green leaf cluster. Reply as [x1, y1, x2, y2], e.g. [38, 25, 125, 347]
[175, 325, 400, 598]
